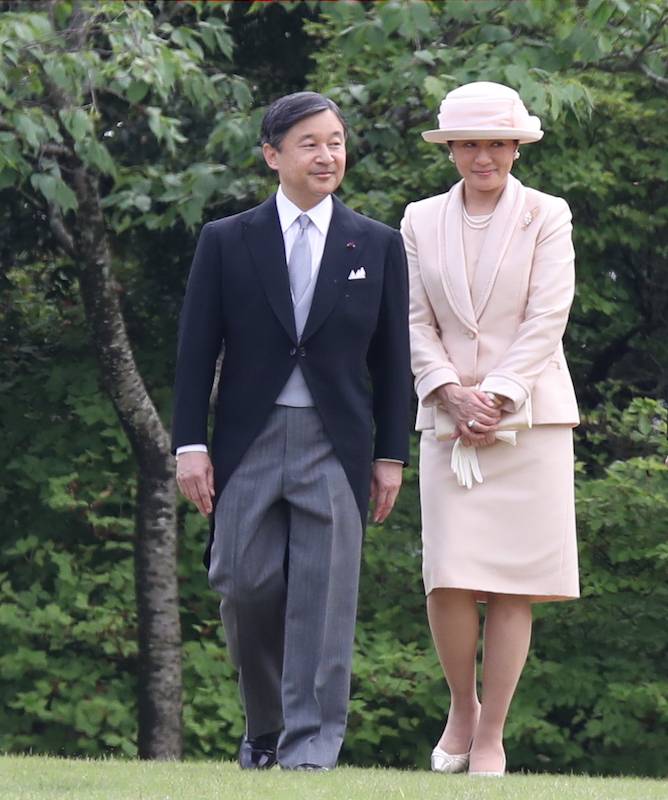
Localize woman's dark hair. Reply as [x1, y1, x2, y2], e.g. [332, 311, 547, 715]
[260, 92, 348, 150]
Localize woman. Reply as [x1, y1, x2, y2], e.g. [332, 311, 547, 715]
[401, 82, 580, 776]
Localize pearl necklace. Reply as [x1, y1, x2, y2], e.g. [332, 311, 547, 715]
[462, 206, 494, 230]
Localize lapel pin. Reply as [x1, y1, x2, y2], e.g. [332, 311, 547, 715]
[521, 207, 541, 230]
[346, 241, 356, 249]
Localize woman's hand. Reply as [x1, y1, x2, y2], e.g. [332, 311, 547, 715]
[434, 384, 502, 446]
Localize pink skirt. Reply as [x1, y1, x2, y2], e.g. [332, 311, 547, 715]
[419, 424, 579, 602]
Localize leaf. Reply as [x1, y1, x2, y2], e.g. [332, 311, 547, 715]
[479, 24, 513, 44]
[30, 172, 78, 212]
[12, 21, 35, 42]
[589, 0, 616, 29]
[126, 80, 149, 104]
[80, 139, 117, 178]
[42, 60, 76, 94]
[146, 106, 164, 142]
[231, 78, 252, 109]
[0, 166, 18, 190]
[423, 75, 447, 101]
[59, 108, 93, 142]
[14, 114, 43, 150]
[505, 63, 529, 90]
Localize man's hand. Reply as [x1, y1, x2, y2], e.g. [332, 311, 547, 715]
[176, 451, 215, 517]
[370, 460, 403, 524]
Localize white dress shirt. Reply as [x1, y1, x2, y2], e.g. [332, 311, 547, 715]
[277, 186, 333, 284]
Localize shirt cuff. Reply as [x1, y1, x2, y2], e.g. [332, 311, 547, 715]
[175, 444, 208, 460]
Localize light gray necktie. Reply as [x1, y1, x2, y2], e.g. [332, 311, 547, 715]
[288, 214, 312, 304]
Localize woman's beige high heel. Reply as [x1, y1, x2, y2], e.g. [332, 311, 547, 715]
[430, 745, 470, 773]
[469, 754, 506, 777]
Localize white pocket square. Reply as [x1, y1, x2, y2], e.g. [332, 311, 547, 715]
[347, 267, 366, 280]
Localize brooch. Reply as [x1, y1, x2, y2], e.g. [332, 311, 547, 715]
[521, 207, 540, 230]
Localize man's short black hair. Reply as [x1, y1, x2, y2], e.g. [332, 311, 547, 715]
[260, 92, 348, 151]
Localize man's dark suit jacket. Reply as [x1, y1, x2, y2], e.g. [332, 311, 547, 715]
[172, 193, 411, 534]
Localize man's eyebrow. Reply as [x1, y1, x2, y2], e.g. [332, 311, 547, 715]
[295, 130, 344, 143]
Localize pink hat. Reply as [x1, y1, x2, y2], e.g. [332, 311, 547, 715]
[422, 81, 543, 145]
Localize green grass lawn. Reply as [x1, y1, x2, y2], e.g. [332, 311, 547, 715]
[1, 756, 666, 800]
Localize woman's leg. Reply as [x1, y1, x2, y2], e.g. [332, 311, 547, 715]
[427, 588, 481, 755]
[469, 592, 532, 773]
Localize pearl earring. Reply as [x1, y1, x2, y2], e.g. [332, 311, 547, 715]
[514, 151, 520, 160]
[448, 152, 455, 163]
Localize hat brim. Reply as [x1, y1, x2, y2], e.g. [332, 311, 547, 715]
[422, 128, 544, 145]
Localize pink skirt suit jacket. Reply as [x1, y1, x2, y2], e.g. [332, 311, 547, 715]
[401, 174, 580, 602]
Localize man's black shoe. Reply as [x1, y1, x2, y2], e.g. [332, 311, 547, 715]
[283, 764, 329, 772]
[238, 730, 280, 770]
[290, 763, 329, 772]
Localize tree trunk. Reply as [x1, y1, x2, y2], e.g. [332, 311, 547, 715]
[135, 454, 182, 760]
[62, 164, 183, 759]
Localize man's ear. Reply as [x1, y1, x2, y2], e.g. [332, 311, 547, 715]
[263, 142, 280, 172]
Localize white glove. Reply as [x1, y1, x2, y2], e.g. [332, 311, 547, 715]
[451, 439, 482, 489]
[450, 432, 518, 489]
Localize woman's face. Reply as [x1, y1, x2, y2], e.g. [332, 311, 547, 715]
[449, 139, 518, 197]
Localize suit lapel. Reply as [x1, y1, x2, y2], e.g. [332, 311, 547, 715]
[470, 174, 526, 319]
[301, 196, 366, 342]
[439, 180, 477, 331]
[438, 175, 528, 329]
[241, 195, 297, 342]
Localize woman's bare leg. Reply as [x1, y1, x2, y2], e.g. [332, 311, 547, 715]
[469, 592, 532, 773]
[427, 588, 482, 755]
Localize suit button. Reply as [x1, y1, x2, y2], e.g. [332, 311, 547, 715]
[299, 347, 306, 357]
[466, 330, 476, 340]
[290, 347, 297, 356]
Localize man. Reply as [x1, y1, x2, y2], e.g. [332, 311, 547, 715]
[172, 92, 410, 772]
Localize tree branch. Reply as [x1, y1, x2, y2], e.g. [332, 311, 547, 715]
[47, 200, 76, 258]
[639, 63, 668, 91]
[627, 10, 668, 68]
[41, 142, 75, 159]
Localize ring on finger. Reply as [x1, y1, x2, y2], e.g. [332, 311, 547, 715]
[467, 419, 476, 429]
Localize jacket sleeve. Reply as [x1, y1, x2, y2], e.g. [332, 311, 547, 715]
[171, 222, 224, 452]
[479, 197, 575, 410]
[366, 228, 412, 465]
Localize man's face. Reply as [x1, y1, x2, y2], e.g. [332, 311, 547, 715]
[263, 110, 346, 210]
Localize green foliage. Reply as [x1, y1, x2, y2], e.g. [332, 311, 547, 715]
[181, 631, 244, 760]
[1, 0, 668, 776]
[0, 263, 139, 755]
[0, 3, 258, 233]
[345, 630, 443, 769]
[0, 538, 138, 757]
